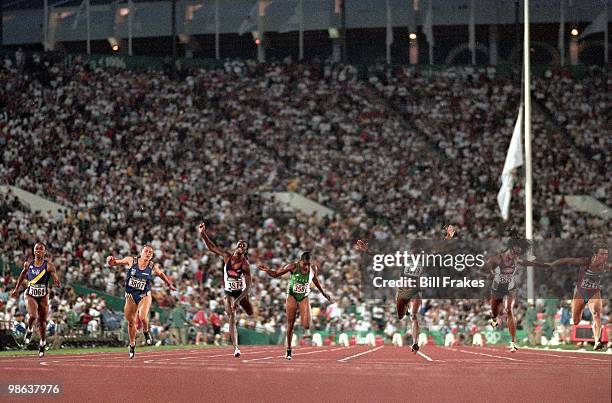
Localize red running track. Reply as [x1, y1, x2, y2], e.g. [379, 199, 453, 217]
[0, 345, 610, 402]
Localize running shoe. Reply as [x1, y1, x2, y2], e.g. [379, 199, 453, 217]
[129, 345, 135, 359]
[490, 317, 499, 330]
[285, 348, 292, 361]
[233, 348, 241, 358]
[38, 342, 45, 358]
[593, 341, 604, 351]
[24, 330, 33, 345]
[144, 331, 153, 345]
[411, 343, 420, 354]
[509, 342, 518, 353]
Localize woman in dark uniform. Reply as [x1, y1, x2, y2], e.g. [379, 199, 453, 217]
[107, 245, 176, 359]
[11, 243, 61, 358]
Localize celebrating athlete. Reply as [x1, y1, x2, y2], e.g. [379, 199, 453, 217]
[106, 245, 176, 359]
[546, 240, 609, 350]
[481, 237, 549, 352]
[355, 225, 456, 353]
[257, 251, 331, 361]
[199, 222, 254, 358]
[10, 243, 61, 358]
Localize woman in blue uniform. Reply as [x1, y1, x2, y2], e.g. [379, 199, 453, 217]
[10, 243, 61, 358]
[107, 245, 176, 359]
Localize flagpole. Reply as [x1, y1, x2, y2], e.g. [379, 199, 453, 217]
[86, 0, 91, 54]
[43, 0, 48, 50]
[559, 0, 564, 66]
[469, 0, 475, 65]
[214, 0, 220, 59]
[605, 2, 609, 64]
[298, 0, 304, 61]
[524, 0, 534, 301]
[128, 0, 133, 56]
[428, 0, 433, 65]
[257, 0, 264, 62]
[385, 0, 391, 64]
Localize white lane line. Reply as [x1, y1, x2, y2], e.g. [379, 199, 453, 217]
[242, 346, 350, 363]
[338, 346, 384, 363]
[452, 348, 521, 362]
[416, 351, 434, 362]
[501, 347, 611, 362]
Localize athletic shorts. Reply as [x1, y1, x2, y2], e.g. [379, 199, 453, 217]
[396, 287, 421, 301]
[490, 287, 517, 300]
[125, 290, 151, 305]
[287, 291, 309, 302]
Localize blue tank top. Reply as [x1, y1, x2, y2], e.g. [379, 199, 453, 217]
[125, 257, 153, 294]
[26, 260, 51, 297]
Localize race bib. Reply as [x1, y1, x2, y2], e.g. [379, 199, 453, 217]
[128, 277, 147, 291]
[292, 283, 308, 294]
[404, 266, 424, 277]
[227, 279, 244, 291]
[28, 284, 47, 297]
[580, 278, 600, 290]
[498, 274, 514, 284]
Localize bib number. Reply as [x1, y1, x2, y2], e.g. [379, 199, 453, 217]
[28, 285, 47, 297]
[292, 283, 308, 294]
[227, 279, 244, 291]
[498, 274, 514, 284]
[128, 277, 147, 291]
[580, 279, 599, 289]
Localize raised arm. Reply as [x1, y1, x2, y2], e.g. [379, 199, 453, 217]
[257, 262, 295, 278]
[311, 264, 331, 302]
[354, 239, 379, 256]
[548, 257, 587, 268]
[47, 262, 62, 288]
[10, 262, 29, 298]
[152, 263, 177, 291]
[198, 223, 230, 259]
[517, 259, 552, 269]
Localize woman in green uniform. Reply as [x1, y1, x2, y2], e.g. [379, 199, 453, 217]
[257, 252, 331, 360]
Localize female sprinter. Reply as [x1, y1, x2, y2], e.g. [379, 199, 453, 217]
[11, 243, 61, 358]
[257, 251, 331, 360]
[107, 245, 176, 359]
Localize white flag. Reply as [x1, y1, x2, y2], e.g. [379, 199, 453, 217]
[72, 0, 87, 30]
[579, 10, 607, 40]
[497, 106, 524, 221]
[423, 0, 434, 46]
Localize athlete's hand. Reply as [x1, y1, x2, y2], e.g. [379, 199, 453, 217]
[257, 263, 270, 273]
[323, 292, 332, 302]
[10, 288, 19, 299]
[106, 256, 116, 266]
[168, 284, 177, 292]
[54, 281, 62, 289]
[355, 240, 368, 252]
[198, 223, 206, 235]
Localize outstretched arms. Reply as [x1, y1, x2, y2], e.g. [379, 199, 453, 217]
[10, 262, 29, 299]
[257, 262, 295, 278]
[198, 223, 230, 259]
[153, 263, 177, 291]
[547, 257, 587, 268]
[106, 255, 134, 268]
[311, 264, 332, 302]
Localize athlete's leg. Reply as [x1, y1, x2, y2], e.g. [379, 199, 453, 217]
[587, 292, 603, 347]
[285, 295, 298, 348]
[239, 296, 254, 316]
[504, 295, 517, 343]
[124, 296, 138, 347]
[410, 298, 421, 347]
[137, 294, 153, 344]
[25, 295, 39, 335]
[224, 295, 239, 350]
[490, 296, 503, 328]
[37, 296, 49, 345]
[298, 297, 311, 330]
[396, 298, 409, 320]
[571, 290, 587, 325]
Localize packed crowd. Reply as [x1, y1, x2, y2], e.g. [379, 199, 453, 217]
[0, 51, 609, 346]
